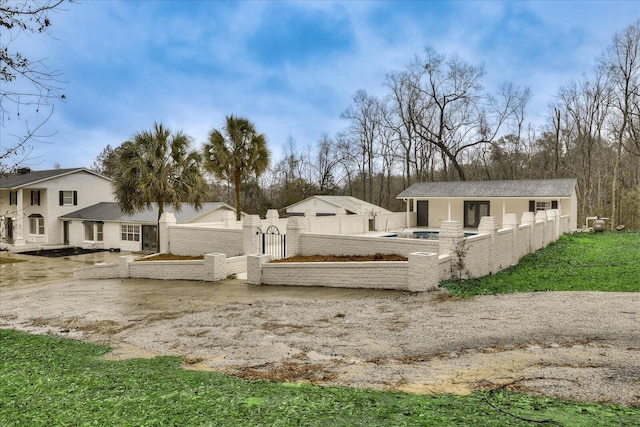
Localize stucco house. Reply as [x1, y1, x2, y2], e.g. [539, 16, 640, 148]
[0, 168, 114, 247]
[397, 178, 578, 231]
[59, 202, 241, 252]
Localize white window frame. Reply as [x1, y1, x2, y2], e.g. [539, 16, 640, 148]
[29, 214, 45, 235]
[62, 191, 74, 206]
[536, 201, 551, 211]
[121, 224, 140, 242]
[84, 222, 104, 242]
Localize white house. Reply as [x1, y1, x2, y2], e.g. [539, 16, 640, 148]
[60, 202, 241, 252]
[284, 195, 391, 218]
[0, 168, 115, 247]
[397, 178, 578, 231]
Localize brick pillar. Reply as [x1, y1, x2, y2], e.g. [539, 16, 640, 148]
[439, 221, 464, 256]
[243, 215, 262, 255]
[408, 252, 440, 291]
[159, 212, 177, 254]
[521, 211, 535, 252]
[478, 216, 499, 274]
[286, 216, 307, 257]
[119, 255, 136, 278]
[204, 253, 227, 281]
[549, 209, 560, 240]
[247, 254, 271, 285]
[535, 210, 548, 247]
[503, 213, 519, 265]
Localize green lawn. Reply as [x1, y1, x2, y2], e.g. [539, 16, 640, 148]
[442, 231, 640, 296]
[1, 330, 638, 426]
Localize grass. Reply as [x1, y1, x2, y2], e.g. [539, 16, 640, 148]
[442, 231, 640, 296]
[1, 329, 638, 426]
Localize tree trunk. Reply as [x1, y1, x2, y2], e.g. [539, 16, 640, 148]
[234, 169, 242, 221]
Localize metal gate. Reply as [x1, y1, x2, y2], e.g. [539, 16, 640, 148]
[257, 225, 286, 260]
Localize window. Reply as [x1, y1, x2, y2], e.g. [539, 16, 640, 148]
[529, 200, 559, 212]
[84, 222, 104, 241]
[29, 214, 45, 235]
[536, 201, 551, 211]
[121, 224, 140, 242]
[30, 190, 41, 206]
[59, 191, 78, 206]
[464, 201, 490, 228]
[9, 191, 17, 205]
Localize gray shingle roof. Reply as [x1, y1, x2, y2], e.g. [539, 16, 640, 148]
[59, 202, 231, 223]
[0, 168, 109, 189]
[397, 178, 577, 198]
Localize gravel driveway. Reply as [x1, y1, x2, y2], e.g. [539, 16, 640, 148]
[1, 252, 639, 407]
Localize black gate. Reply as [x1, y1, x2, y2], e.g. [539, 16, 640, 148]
[257, 225, 286, 260]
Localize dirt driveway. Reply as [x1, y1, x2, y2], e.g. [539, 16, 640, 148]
[1, 252, 639, 407]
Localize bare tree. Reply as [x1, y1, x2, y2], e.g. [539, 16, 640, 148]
[340, 90, 384, 202]
[599, 20, 640, 229]
[402, 48, 530, 181]
[0, 0, 69, 172]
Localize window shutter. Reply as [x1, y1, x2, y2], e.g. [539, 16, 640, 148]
[31, 191, 35, 206]
[59, 191, 64, 206]
[528, 200, 535, 212]
[73, 191, 78, 205]
[551, 200, 558, 209]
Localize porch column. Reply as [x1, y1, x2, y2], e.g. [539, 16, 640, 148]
[405, 199, 410, 229]
[14, 189, 25, 246]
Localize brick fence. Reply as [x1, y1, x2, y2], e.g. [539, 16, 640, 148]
[76, 209, 569, 290]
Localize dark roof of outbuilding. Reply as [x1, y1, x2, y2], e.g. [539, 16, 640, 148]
[397, 178, 578, 199]
[0, 168, 109, 189]
[59, 202, 232, 223]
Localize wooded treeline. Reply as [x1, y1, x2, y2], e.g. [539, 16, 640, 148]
[95, 21, 640, 230]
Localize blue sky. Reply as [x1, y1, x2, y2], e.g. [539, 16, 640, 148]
[2, 0, 638, 170]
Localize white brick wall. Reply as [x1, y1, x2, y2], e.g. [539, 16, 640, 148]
[77, 213, 566, 292]
[299, 233, 439, 257]
[129, 260, 206, 281]
[168, 226, 243, 256]
[260, 261, 409, 290]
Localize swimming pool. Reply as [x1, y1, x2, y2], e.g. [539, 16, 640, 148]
[383, 230, 477, 240]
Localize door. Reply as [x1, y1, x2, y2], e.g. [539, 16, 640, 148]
[63, 221, 70, 246]
[417, 201, 429, 227]
[464, 201, 490, 228]
[6, 218, 13, 243]
[142, 225, 158, 252]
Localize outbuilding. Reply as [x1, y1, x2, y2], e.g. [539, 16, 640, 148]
[397, 178, 578, 231]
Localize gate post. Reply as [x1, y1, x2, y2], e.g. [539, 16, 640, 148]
[243, 215, 262, 255]
[159, 212, 177, 254]
[286, 216, 307, 257]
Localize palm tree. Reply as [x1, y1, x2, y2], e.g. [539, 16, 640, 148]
[203, 115, 270, 220]
[112, 122, 209, 232]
